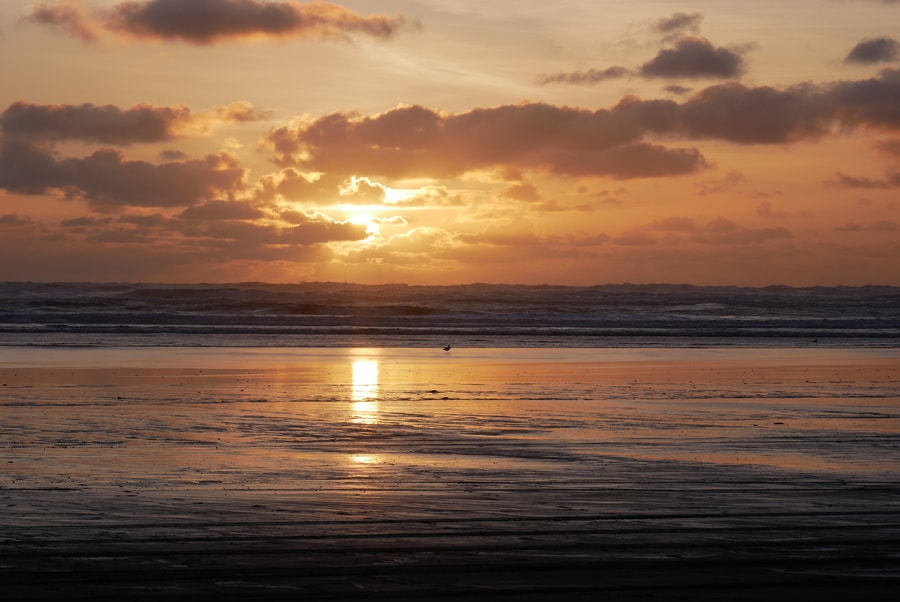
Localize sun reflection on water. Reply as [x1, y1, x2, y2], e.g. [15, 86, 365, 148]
[351, 358, 379, 424]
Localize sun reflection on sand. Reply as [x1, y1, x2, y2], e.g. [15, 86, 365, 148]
[350, 454, 381, 465]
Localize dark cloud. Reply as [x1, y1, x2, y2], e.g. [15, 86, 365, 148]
[653, 12, 703, 36]
[27, 0, 410, 45]
[0, 101, 265, 144]
[0, 213, 29, 225]
[60, 216, 114, 228]
[693, 222, 792, 245]
[539, 37, 746, 87]
[617, 217, 792, 246]
[829, 68, 900, 129]
[262, 101, 707, 180]
[650, 216, 696, 232]
[503, 182, 542, 202]
[261, 69, 900, 185]
[180, 200, 265, 220]
[23, 1, 98, 42]
[827, 171, 900, 188]
[118, 213, 169, 227]
[640, 37, 746, 79]
[679, 70, 900, 142]
[829, 172, 891, 188]
[875, 138, 900, 157]
[0, 140, 245, 209]
[177, 209, 366, 245]
[844, 36, 899, 64]
[756, 201, 809, 219]
[836, 221, 898, 232]
[536, 66, 631, 86]
[678, 83, 831, 144]
[1, 101, 190, 144]
[664, 84, 693, 95]
[159, 149, 190, 161]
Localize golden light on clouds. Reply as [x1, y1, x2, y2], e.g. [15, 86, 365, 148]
[1, 1, 899, 285]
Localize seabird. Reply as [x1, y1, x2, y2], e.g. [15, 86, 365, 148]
[443, 344, 451, 351]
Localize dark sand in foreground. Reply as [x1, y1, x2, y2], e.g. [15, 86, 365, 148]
[2, 347, 899, 600]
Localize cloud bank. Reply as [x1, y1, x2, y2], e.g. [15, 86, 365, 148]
[265, 69, 900, 182]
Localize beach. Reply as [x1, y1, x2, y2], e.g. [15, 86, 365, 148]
[2, 347, 899, 600]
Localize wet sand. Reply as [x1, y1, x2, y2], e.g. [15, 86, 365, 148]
[2, 347, 899, 600]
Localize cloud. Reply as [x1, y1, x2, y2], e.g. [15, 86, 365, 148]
[26, 0, 410, 45]
[829, 68, 900, 129]
[0, 213, 33, 226]
[262, 69, 900, 184]
[875, 138, 900, 157]
[664, 84, 693, 95]
[60, 216, 114, 228]
[756, 201, 810, 219]
[180, 200, 265, 220]
[0, 101, 266, 144]
[338, 226, 459, 266]
[388, 185, 465, 208]
[539, 37, 747, 86]
[177, 209, 365, 245]
[694, 171, 746, 196]
[616, 216, 792, 246]
[1, 101, 189, 144]
[844, 36, 899, 64]
[640, 37, 747, 79]
[536, 66, 631, 86]
[502, 182, 542, 202]
[262, 102, 708, 180]
[694, 225, 792, 245]
[677, 82, 832, 144]
[653, 12, 703, 36]
[0, 140, 245, 208]
[650, 216, 696, 232]
[23, 1, 98, 42]
[827, 171, 900, 188]
[252, 168, 341, 205]
[836, 221, 898, 232]
[339, 176, 386, 204]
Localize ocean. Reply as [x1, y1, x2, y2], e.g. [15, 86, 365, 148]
[1, 281, 899, 348]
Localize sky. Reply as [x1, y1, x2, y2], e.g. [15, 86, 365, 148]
[1, 0, 899, 286]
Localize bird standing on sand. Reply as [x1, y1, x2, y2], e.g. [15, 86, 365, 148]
[443, 344, 451, 351]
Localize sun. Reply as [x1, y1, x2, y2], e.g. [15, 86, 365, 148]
[349, 212, 380, 236]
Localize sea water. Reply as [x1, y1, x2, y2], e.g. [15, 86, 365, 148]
[1, 281, 898, 348]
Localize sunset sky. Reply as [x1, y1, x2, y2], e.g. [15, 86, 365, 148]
[1, 0, 899, 285]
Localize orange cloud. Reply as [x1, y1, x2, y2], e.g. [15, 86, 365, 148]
[26, 0, 410, 45]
